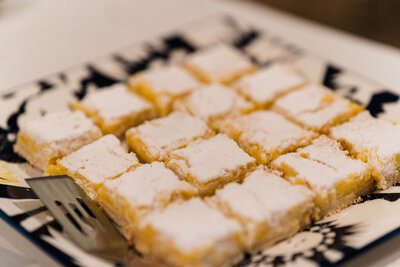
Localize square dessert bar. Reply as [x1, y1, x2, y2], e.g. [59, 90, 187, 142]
[271, 135, 375, 219]
[14, 110, 102, 171]
[173, 84, 255, 129]
[128, 65, 200, 115]
[97, 162, 197, 237]
[47, 135, 139, 199]
[72, 83, 156, 137]
[234, 63, 305, 107]
[135, 198, 244, 267]
[125, 111, 213, 163]
[219, 111, 317, 164]
[330, 111, 400, 189]
[244, 37, 290, 65]
[166, 134, 256, 196]
[273, 84, 363, 133]
[184, 43, 256, 84]
[210, 168, 314, 250]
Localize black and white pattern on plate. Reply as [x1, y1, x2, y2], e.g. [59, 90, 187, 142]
[237, 221, 358, 267]
[1, 15, 400, 267]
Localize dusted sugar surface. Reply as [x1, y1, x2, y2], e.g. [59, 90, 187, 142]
[220, 111, 316, 163]
[168, 134, 255, 183]
[272, 136, 368, 190]
[275, 84, 336, 115]
[271, 134, 374, 218]
[301, 135, 366, 177]
[185, 43, 255, 83]
[274, 84, 360, 131]
[235, 63, 305, 106]
[330, 111, 400, 159]
[77, 83, 153, 121]
[14, 110, 102, 170]
[130, 65, 200, 95]
[126, 112, 212, 161]
[141, 198, 241, 252]
[103, 162, 197, 207]
[177, 84, 253, 122]
[216, 169, 313, 226]
[216, 182, 266, 222]
[60, 135, 138, 185]
[19, 110, 99, 144]
[330, 111, 400, 188]
[244, 37, 289, 64]
[241, 170, 313, 225]
[236, 112, 314, 150]
[272, 153, 339, 189]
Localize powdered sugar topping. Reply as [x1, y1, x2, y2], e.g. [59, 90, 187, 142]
[183, 84, 249, 121]
[169, 134, 255, 183]
[235, 63, 304, 104]
[80, 83, 152, 120]
[103, 162, 196, 207]
[132, 65, 200, 95]
[142, 198, 241, 251]
[330, 111, 400, 158]
[60, 135, 138, 184]
[128, 112, 211, 159]
[20, 110, 99, 144]
[186, 43, 254, 83]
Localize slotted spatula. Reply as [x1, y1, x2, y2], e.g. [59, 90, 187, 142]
[27, 175, 161, 267]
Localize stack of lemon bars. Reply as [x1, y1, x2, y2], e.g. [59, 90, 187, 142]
[14, 44, 400, 266]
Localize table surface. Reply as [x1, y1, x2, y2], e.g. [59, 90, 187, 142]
[252, 0, 400, 49]
[1, 0, 400, 266]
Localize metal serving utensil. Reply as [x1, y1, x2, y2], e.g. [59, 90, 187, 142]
[27, 175, 161, 267]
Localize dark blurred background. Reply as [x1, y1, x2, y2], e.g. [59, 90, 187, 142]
[251, 0, 400, 48]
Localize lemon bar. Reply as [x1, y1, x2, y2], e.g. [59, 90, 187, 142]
[173, 84, 255, 129]
[125, 111, 213, 162]
[184, 43, 256, 84]
[210, 168, 314, 250]
[14, 111, 102, 171]
[271, 135, 375, 219]
[330, 111, 400, 189]
[135, 198, 244, 267]
[97, 162, 197, 237]
[244, 37, 289, 65]
[128, 65, 200, 115]
[234, 63, 305, 107]
[166, 134, 256, 196]
[273, 84, 363, 133]
[48, 135, 139, 199]
[72, 83, 156, 137]
[219, 111, 317, 164]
